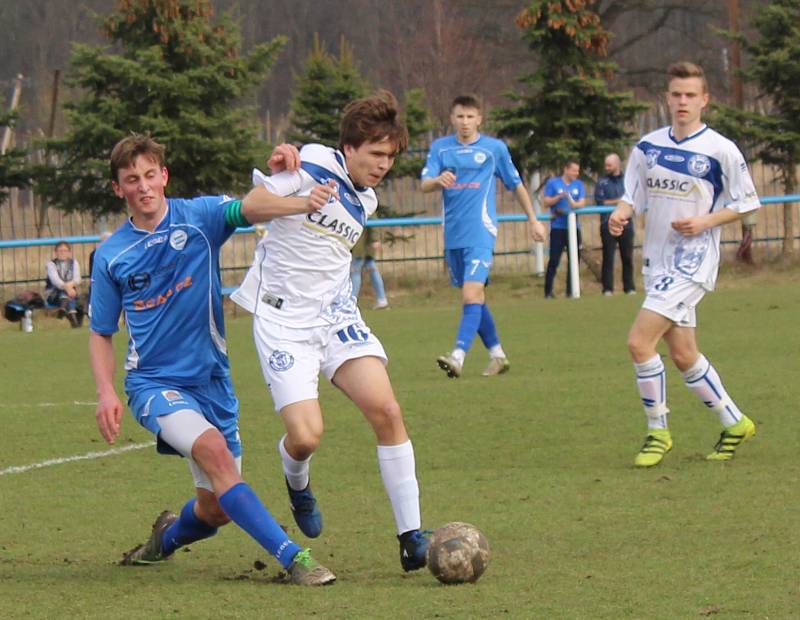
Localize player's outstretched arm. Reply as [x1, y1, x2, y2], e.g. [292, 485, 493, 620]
[241, 181, 337, 224]
[608, 200, 634, 236]
[671, 207, 745, 236]
[89, 331, 124, 444]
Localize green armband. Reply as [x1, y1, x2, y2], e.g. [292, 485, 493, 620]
[224, 199, 249, 228]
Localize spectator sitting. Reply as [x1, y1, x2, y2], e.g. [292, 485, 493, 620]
[45, 241, 84, 328]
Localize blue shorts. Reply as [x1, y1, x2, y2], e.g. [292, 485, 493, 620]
[445, 247, 493, 288]
[125, 375, 241, 458]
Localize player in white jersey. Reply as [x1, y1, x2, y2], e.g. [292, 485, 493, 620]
[609, 62, 760, 467]
[233, 91, 431, 573]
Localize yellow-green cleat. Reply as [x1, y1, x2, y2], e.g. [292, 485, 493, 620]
[634, 430, 673, 467]
[706, 415, 755, 461]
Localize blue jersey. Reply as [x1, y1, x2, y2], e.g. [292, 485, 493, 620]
[422, 134, 522, 250]
[594, 173, 625, 224]
[89, 197, 237, 384]
[544, 176, 585, 229]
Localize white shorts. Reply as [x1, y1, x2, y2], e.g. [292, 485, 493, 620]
[642, 274, 706, 328]
[253, 315, 388, 411]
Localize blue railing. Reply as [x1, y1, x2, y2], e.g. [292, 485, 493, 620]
[4, 193, 799, 249]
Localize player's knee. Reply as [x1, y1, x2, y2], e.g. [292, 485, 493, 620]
[669, 348, 697, 371]
[371, 399, 405, 432]
[627, 334, 650, 361]
[287, 429, 322, 456]
[192, 433, 237, 478]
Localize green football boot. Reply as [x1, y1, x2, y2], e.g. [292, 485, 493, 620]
[707, 415, 755, 461]
[634, 429, 673, 467]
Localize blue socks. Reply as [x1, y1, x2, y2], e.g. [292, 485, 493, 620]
[455, 303, 482, 351]
[219, 482, 302, 569]
[477, 304, 500, 349]
[161, 498, 218, 557]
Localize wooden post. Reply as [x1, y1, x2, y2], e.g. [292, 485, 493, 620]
[1, 74, 23, 155]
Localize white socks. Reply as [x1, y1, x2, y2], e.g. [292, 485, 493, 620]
[278, 434, 311, 491]
[377, 440, 421, 535]
[634, 355, 669, 430]
[681, 355, 743, 427]
[488, 344, 506, 359]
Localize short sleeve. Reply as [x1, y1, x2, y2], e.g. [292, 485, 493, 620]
[88, 252, 122, 335]
[594, 179, 607, 205]
[721, 145, 760, 214]
[494, 142, 523, 191]
[421, 144, 442, 180]
[622, 145, 648, 215]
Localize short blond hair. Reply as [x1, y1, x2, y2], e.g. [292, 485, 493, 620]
[667, 62, 708, 93]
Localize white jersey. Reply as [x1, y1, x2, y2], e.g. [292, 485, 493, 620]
[232, 144, 378, 327]
[622, 125, 760, 290]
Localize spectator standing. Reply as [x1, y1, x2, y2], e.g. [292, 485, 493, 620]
[542, 161, 586, 298]
[596, 153, 635, 295]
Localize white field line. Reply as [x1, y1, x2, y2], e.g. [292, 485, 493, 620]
[0, 441, 155, 476]
[0, 401, 98, 408]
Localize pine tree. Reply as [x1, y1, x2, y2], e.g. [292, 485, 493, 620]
[710, 0, 800, 255]
[390, 88, 433, 179]
[287, 34, 369, 147]
[493, 0, 646, 176]
[34, 0, 285, 217]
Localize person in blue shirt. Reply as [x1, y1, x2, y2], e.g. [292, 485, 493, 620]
[542, 160, 586, 298]
[421, 95, 545, 378]
[595, 153, 635, 295]
[89, 134, 335, 585]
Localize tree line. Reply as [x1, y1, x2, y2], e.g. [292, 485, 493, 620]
[0, 0, 797, 253]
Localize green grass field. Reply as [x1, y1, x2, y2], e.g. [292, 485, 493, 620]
[1, 270, 798, 619]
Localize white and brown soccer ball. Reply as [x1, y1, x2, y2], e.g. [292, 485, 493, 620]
[426, 522, 490, 584]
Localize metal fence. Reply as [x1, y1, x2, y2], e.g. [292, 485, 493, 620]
[2, 164, 799, 301]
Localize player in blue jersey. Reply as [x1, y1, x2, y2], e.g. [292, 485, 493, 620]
[421, 95, 545, 378]
[542, 160, 587, 298]
[609, 63, 760, 466]
[89, 134, 335, 585]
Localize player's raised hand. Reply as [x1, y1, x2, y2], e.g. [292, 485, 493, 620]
[267, 143, 301, 174]
[671, 216, 709, 236]
[306, 180, 339, 212]
[438, 170, 457, 189]
[95, 390, 124, 444]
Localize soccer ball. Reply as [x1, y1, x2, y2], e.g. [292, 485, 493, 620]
[426, 522, 490, 584]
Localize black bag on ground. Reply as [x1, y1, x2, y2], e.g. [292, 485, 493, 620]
[3, 291, 45, 322]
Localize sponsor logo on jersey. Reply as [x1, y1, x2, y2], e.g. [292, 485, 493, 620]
[687, 154, 711, 177]
[132, 275, 192, 310]
[145, 234, 168, 249]
[127, 272, 151, 291]
[169, 229, 188, 251]
[646, 149, 661, 169]
[474, 152, 487, 164]
[304, 211, 361, 246]
[646, 177, 690, 193]
[664, 154, 685, 163]
[268, 350, 294, 372]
